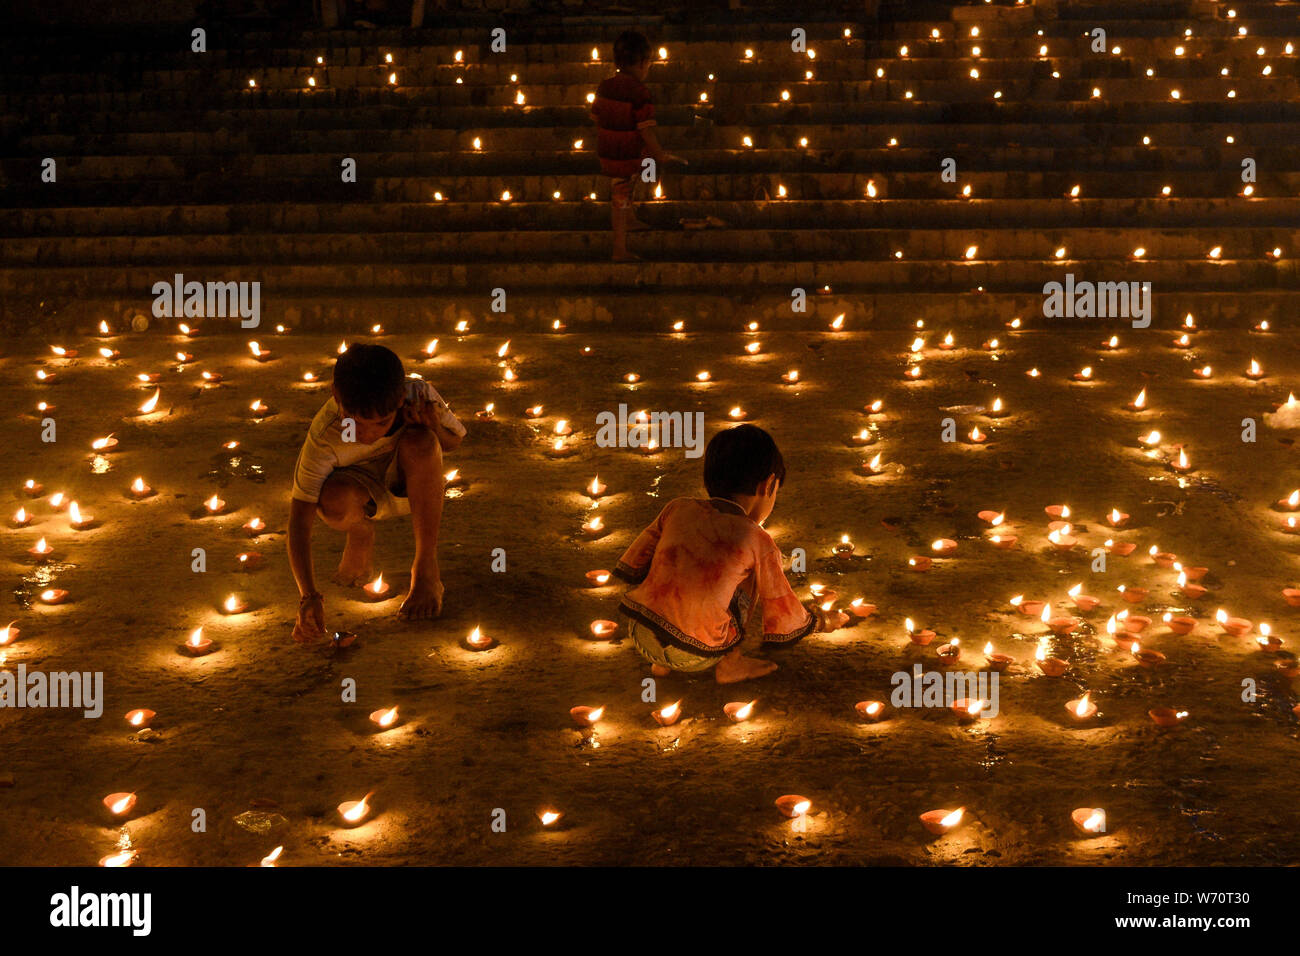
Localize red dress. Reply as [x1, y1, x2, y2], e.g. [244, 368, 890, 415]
[590, 71, 656, 179]
[615, 497, 815, 655]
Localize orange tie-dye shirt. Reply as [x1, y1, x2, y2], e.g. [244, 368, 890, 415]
[614, 497, 815, 655]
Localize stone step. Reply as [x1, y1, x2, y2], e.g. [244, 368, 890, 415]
[6, 70, 1297, 116]
[1, 170, 1287, 206]
[5, 226, 1294, 266]
[10, 102, 1300, 153]
[6, 198, 1297, 237]
[11, 120, 1295, 156]
[4, 148, 1297, 184]
[6, 41, 1298, 89]
[1, 287, 1292, 336]
[3, 257, 1294, 304]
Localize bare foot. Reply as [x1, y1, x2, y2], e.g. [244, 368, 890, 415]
[331, 521, 375, 587]
[651, 664, 671, 677]
[715, 649, 778, 684]
[399, 576, 444, 620]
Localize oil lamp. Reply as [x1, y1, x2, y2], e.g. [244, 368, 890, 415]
[920, 807, 964, 835]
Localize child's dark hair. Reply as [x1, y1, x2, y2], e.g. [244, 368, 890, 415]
[704, 425, 787, 499]
[614, 30, 652, 70]
[332, 344, 405, 419]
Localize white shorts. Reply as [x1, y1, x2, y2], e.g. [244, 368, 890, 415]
[330, 451, 411, 521]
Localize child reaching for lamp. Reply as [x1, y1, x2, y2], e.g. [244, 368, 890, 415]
[614, 424, 820, 683]
[288, 344, 466, 642]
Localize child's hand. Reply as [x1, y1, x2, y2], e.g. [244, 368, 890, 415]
[294, 593, 326, 643]
[401, 390, 440, 430]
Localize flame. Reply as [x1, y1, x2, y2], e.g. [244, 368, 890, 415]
[1041, 604, 1052, 624]
[864, 701, 882, 717]
[101, 850, 136, 867]
[13, 508, 25, 523]
[1250, 359, 1262, 376]
[33, 536, 49, 553]
[991, 398, 1003, 414]
[260, 846, 283, 866]
[468, 626, 486, 645]
[587, 707, 605, 722]
[376, 707, 398, 727]
[905, 617, 915, 634]
[791, 800, 811, 816]
[969, 426, 985, 442]
[110, 794, 134, 814]
[206, 494, 221, 511]
[367, 573, 385, 593]
[224, 595, 242, 613]
[1036, 637, 1048, 661]
[132, 477, 147, 493]
[0, 623, 15, 645]
[940, 807, 964, 828]
[735, 701, 755, 720]
[1132, 388, 1146, 409]
[1068, 583, 1082, 598]
[1176, 449, 1189, 469]
[497, 340, 510, 358]
[1083, 809, 1104, 832]
[539, 810, 561, 826]
[342, 793, 373, 823]
[660, 701, 680, 720]
[1075, 694, 1091, 717]
[188, 627, 205, 647]
[249, 341, 263, 357]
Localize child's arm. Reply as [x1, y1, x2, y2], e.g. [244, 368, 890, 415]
[753, 535, 817, 646]
[613, 500, 678, 583]
[639, 126, 686, 166]
[404, 382, 466, 451]
[288, 497, 326, 641]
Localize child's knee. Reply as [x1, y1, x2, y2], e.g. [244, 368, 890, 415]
[317, 476, 367, 526]
[398, 426, 442, 465]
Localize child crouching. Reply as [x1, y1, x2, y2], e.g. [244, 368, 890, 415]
[613, 424, 819, 683]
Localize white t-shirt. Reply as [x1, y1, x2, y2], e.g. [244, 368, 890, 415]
[291, 378, 466, 504]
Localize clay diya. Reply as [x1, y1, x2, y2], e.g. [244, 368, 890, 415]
[1066, 693, 1098, 721]
[585, 570, 612, 587]
[1119, 586, 1148, 605]
[1149, 707, 1189, 727]
[931, 538, 958, 556]
[103, 792, 138, 817]
[124, 709, 156, 729]
[1216, 611, 1252, 636]
[337, 793, 374, 826]
[907, 556, 933, 572]
[1067, 584, 1100, 612]
[652, 701, 682, 726]
[920, 807, 964, 835]
[589, 619, 619, 639]
[775, 795, 811, 818]
[724, 700, 756, 722]
[855, 700, 887, 722]
[464, 626, 497, 651]
[1071, 807, 1106, 836]
[1131, 643, 1165, 668]
[848, 598, 876, 618]
[569, 705, 604, 727]
[983, 642, 1013, 672]
[180, 627, 214, 656]
[905, 619, 936, 646]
